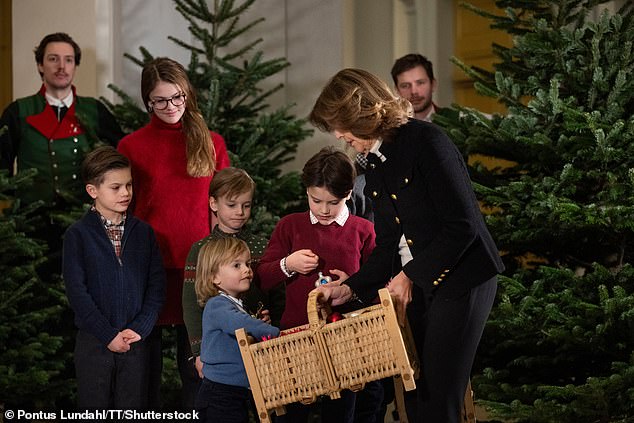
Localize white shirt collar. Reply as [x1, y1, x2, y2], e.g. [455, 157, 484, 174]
[219, 291, 244, 308]
[309, 205, 350, 226]
[369, 139, 386, 162]
[46, 91, 73, 108]
[421, 104, 437, 122]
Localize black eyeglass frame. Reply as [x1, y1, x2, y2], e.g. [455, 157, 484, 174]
[149, 93, 187, 111]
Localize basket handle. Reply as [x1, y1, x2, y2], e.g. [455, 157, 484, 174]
[307, 288, 332, 328]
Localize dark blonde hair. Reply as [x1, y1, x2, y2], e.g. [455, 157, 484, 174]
[142, 57, 216, 177]
[309, 68, 410, 141]
[208, 167, 255, 199]
[195, 237, 251, 306]
[301, 146, 355, 199]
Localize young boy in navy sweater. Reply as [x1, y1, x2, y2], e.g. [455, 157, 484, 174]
[62, 146, 165, 410]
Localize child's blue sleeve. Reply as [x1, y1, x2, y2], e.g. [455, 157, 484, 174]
[206, 297, 280, 339]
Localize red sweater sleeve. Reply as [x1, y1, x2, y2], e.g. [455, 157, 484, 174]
[256, 218, 292, 292]
[211, 131, 230, 170]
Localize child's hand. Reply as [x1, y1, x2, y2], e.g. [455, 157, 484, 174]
[195, 356, 204, 379]
[287, 249, 319, 274]
[328, 269, 349, 285]
[121, 329, 141, 344]
[107, 332, 131, 353]
[258, 308, 272, 324]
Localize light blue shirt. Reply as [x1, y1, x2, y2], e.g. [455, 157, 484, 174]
[201, 294, 280, 388]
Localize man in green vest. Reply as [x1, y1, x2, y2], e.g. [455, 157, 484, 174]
[0, 32, 123, 208]
[1, 32, 124, 285]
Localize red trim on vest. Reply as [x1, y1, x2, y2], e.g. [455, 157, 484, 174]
[25, 85, 85, 139]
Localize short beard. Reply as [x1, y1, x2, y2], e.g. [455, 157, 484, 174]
[413, 97, 433, 115]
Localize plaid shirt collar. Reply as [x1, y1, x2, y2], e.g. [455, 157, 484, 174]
[309, 205, 349, 226]
[355, 138, 385, 169]
[355, 152, 368, 170]
[91, 206, 126, 257]
[92, 205, 127, 228]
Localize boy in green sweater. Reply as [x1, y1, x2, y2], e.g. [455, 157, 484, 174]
[182, 167, 273, 378]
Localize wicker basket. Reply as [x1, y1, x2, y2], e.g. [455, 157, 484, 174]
[236, 288, 418, 422]
[310, 289, 417, 393]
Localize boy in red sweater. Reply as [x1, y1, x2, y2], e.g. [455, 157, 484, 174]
[256, 146, 376, 423]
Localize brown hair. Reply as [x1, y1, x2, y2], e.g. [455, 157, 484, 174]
[301, 146, 355, 199]
[141, 57, 216, 177]
[34, 33, 81, 77]
[82, 146, 130, 186]
[390, 53, 435, 86]
[195, 237, 251, 306]
[208, 167, 255, 199]
[309, 68, 410, 141]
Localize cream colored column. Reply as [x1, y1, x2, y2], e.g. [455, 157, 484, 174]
[12, 0, 100, 98]
[95, 0, 118, 102]
[412, 0, 454, 108]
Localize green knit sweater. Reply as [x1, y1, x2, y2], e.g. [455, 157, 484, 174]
[181, 225, 270, 356]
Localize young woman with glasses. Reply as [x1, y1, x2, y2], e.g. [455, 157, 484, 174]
[118, 57, 230, 410]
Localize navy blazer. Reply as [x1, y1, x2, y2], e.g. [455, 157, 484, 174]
[346, 119, 504, 301]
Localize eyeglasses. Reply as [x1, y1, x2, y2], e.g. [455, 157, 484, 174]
[149, 93, 186, 110]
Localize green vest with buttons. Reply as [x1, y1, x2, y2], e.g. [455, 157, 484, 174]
[16, 93, 99, 206]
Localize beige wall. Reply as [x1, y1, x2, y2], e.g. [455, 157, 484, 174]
[8, 0, 455, 170]
[12, 0, 99, 98]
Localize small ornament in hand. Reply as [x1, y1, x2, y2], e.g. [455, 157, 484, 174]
[315, 271, 332, 287]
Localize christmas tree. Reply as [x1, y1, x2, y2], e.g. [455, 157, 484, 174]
[434, 1, 634, 421]
[104, 0, 312, 235]
[101, 0, 312, 406]
[0, 168, 72, 409]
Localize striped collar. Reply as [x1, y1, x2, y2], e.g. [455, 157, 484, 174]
[368, 138, 386, 162]
[219, 292, 247, 314]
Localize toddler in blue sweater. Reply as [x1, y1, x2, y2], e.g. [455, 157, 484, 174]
[194, 237, 279, 423]
[62, 146, 165, 410]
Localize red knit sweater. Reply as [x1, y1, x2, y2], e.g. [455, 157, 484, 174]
[118, 114, 229, 324]
[257, 211, 376, 329]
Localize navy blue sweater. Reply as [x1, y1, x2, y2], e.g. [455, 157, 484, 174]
[62, 210, 165, 346]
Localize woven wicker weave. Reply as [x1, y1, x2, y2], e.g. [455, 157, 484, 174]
[247, 325, 336, 406]
[310, 290, 417, 393]
[237, 287, 417, 422]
